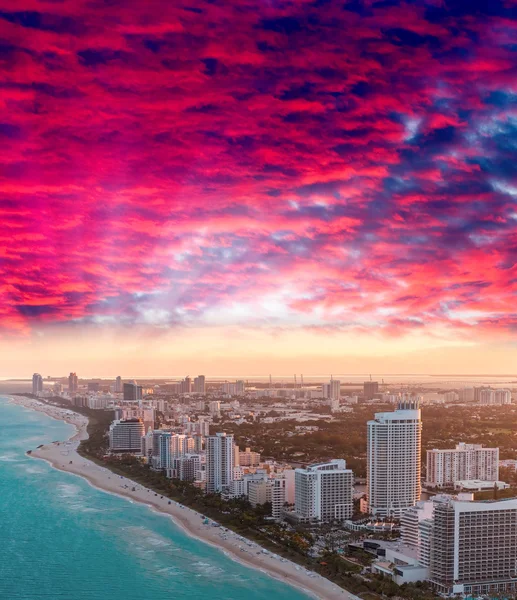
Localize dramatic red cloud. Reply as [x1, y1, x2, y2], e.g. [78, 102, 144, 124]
[0, 0, 516, 341]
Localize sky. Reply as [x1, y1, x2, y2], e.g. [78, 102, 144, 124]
[1, 0, 517, 377]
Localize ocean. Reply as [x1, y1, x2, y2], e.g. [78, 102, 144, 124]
[0, 397, 309, 600]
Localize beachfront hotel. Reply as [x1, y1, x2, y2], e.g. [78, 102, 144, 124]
[367, 400, 422, 518]
[109, 418, 145, 453]
[430, 497, 517, 596]
[294, 459, 353, 523]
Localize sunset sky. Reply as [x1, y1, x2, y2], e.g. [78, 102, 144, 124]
[1, 0, 517, 377]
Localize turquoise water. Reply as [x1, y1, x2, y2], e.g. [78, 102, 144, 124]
[0, 397, 309, 600]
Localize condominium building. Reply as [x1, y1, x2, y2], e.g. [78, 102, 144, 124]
[109, 418, 145, 453]
[209, 400, 221, 417]
[270, 477, 288, 519]
[68, 372, 78, 393]
[155, 433, 195, 470]
[294, 459, 353, 523]
[367, 400, 422, 518]
[249, 480, 271, 507]
[32, 373, 43, 395]
[123, 381, 143, 402]
[477, 388, 511, 405]
[193, 375, 206, 394]
[114, 376, 123, 393]
[186, 419, 210, 437]
[238, 447, 261, 467]
[205, 432, 234, 493]
[222, 380, 245, 396]
[495, 389, 512, 404]
[426, 443, 499, 487]
[248, 478, 287, 520]
[168, 454, 202, 481]
[323, 379, 340, 401]
[430, 497, 517, 596]
[479, 388, 496, 405]
[179, 377, 191, 394]
[364, 380, 379, 400]
[458, 387, 475, 402]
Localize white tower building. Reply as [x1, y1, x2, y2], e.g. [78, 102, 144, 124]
[206, 432, 234, 493]
[367, 400, 422, 518]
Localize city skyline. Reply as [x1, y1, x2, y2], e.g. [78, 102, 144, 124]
[1, 2, 517, 375]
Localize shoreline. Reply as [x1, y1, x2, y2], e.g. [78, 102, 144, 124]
[7, 395, 356, 600]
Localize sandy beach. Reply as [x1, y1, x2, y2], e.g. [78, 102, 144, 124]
[9, 395, 357, 600]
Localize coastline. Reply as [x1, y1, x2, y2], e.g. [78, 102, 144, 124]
[8, 395, 357, 600]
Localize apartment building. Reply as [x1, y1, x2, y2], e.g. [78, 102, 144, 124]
[426, 443, 499, 487]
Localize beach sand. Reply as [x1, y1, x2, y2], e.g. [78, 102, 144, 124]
[9, 395, 358, 600]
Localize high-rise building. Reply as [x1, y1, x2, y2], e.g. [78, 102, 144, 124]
[430, 497, 517, 596]
[205, 432, 234, 493]
[364, 380, 379, 400]
[479, 388, 496, 405]
[443, 391, 458, 403]
[367, 400, 422, 517]
[474, 386, 489, 402]
[458, 387, 475, 403]
[222, 380, 245, 396]
[115, 376, 123, 393]
[68, 372, 78, 393]
[426, 443, 499, 487]
[168, 454, 202, 481]
[209, 400, 221, 417]
[32, 373, 43, 395]
[193, 375, 206, 394]
[123, 381, 143, 402]
[109, 418, 145, 452]
[294, 459, 353, 523]
[323, 379, 341, 400]
[179, 377, 191, 394]
[248, 478, 287, 520]
[495, 389, 512, 404]
[155, 433, 195, 470]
